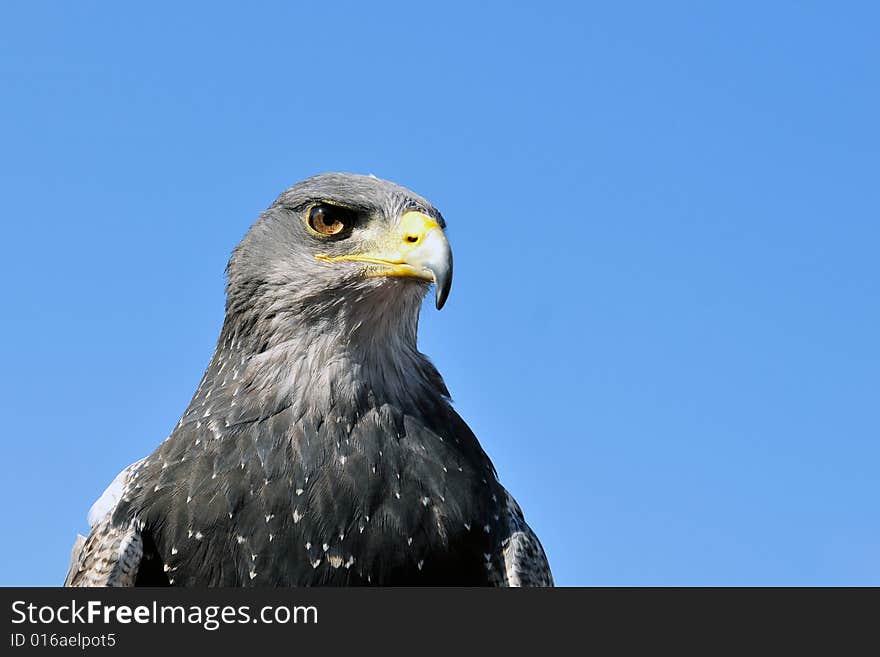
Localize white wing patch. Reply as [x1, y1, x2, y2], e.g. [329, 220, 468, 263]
[87, 458, 144, 527]
[66, 459, 146, 587]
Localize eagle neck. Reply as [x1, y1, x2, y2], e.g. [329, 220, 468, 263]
[185, 284, 449, 427]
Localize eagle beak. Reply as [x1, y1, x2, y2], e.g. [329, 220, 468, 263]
[316, 211, 453, 310]
[398, 213, 453, 310]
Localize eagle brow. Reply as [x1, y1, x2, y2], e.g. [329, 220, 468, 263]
[295, 199, 370, 214]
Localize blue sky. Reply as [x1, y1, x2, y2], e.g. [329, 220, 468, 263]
[1, 2, 877, 586]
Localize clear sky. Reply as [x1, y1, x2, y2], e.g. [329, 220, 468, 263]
[1, 2, 877, 586]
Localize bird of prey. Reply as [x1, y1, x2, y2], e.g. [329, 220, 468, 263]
[65, 173, 552, 587]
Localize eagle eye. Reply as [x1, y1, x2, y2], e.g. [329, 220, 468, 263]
[307, 204, 356, 237]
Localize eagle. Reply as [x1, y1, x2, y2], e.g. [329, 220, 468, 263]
[65, 173, 552, 587]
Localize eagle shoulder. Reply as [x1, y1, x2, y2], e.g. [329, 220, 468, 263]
[494, 489, 554, 587]
[65, 460, 146, 587]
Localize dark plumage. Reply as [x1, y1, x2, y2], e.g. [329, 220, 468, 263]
[66, 173, 552, 586]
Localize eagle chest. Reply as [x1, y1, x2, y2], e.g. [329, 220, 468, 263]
[125, 405, 504, 585]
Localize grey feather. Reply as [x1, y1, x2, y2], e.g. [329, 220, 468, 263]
[497, 490, 554, 587]
[64, 534, 86, 586]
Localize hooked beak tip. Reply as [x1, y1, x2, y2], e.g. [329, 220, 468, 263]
[426, 238, 452, 310]
[434, 273, 451, 310]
